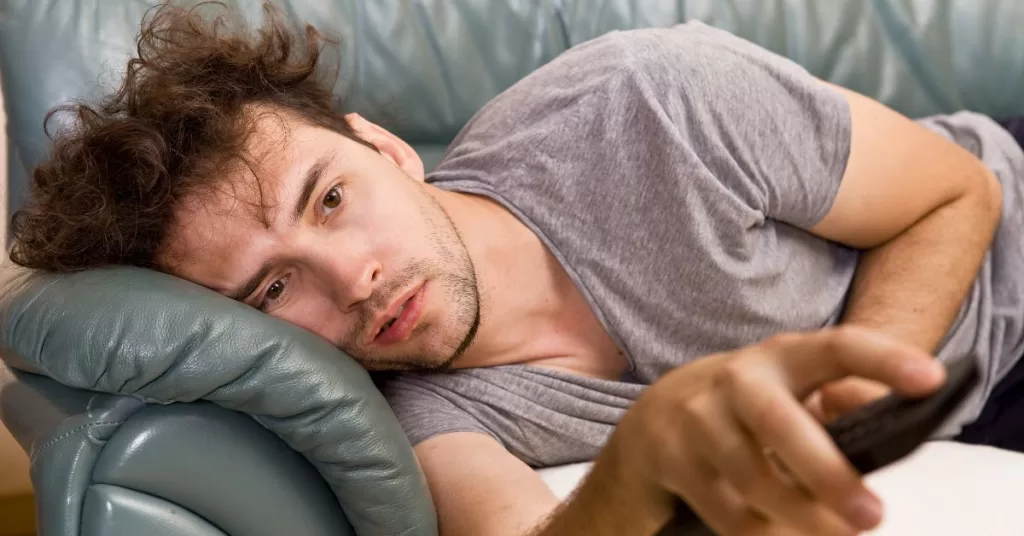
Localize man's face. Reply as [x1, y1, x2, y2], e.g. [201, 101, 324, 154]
[161, 111, 480, 371]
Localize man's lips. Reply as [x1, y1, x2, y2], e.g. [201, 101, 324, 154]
[367, 282, 426, 346]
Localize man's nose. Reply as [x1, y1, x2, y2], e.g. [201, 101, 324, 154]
[314, 250, 381, 312]
[339, 260, 381, 311]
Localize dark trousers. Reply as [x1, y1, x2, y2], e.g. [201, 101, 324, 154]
[953, 117, 1024, 451]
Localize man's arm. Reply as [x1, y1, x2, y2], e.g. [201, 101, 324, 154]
[804, 84, 1002, 415]
[419, 331, 947, 536]
[415, 433, 561, 536]
[416, 432, 673, 536]
[811, 83, 1003, 352]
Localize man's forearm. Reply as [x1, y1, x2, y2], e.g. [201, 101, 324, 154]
[531, 437, 675, 536]
[841, 183, 1001, 352]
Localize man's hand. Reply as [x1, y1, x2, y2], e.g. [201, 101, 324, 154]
[545, 326, 946, 536]
[420, 327, 946, 536]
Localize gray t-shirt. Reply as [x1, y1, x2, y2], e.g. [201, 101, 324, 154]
[381, 22, 1024, 468]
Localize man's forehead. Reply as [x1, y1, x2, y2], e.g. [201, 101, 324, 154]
[160, 109, 327, 268]
[159, 161, 281, 271]
[205, 113, 312, 225]
[212, 175, 278, 225]
[159, 183, 265, 268]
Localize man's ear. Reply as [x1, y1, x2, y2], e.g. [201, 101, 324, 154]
[345, 113, 425, 181]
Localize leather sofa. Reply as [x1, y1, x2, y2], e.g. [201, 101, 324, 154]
[2, 1, 1023, 535]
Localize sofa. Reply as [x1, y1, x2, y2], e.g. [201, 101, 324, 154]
[3, 1, 1024, 535]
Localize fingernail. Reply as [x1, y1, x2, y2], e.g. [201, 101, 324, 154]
[845, 494, 883, 529]
[899, 358, 942, 383]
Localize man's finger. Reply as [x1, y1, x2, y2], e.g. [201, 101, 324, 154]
[804, 390, 829, 423]
[819, 377, 892, 419]
[725, 361, 884, 531]
[685, 392, 857, 535]
[760, 326, 945, 399]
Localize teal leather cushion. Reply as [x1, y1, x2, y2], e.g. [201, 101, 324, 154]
[0, 265, 436, 536]
[82, 485, 228, 536]
[0, 364, 359, 536]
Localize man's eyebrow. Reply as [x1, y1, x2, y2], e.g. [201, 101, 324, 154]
[291, 153, 334, 224]
[228, 261, 274, 303]
[227, 154, 334, 303]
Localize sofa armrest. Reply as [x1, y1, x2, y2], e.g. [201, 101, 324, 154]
[0, 364, 352, 536]
[0, 263, 436, 535]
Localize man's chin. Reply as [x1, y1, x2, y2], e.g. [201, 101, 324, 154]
[353, 351, 457, 373]
[348, 316, 478, 372]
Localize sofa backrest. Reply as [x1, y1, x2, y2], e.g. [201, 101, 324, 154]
[4, 0, 1024, 242]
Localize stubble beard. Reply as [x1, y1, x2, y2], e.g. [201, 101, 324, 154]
[344, 183, 481, 372]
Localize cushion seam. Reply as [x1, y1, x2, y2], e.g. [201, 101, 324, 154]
[31, 420, 126, 461]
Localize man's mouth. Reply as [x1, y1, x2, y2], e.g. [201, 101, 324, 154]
[370, 282, 426, 346]
[378, 302, 408, 336]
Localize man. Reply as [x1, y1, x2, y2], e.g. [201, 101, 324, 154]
[10, 3, 1023, 535]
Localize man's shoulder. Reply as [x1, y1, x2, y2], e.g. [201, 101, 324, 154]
[559, 21, 738, 66]
[433, 21, 763, 159]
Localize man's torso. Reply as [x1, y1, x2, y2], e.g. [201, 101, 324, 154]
[382, 22, 1024, 467]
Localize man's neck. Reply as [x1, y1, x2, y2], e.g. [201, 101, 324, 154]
[429, 187, 625, 379]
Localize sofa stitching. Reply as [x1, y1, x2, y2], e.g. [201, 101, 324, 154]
[31, 420, 126, 460]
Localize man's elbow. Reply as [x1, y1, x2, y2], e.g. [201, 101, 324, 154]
[965, 164, 1004, 233]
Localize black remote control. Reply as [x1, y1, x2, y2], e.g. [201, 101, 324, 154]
[655, 357, 980, 535]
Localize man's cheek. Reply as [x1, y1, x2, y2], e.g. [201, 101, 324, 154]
[285, 307, 346, 345]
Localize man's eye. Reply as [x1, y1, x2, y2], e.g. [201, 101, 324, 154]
[322, 185, 343, 215]
[258, 277, 288, 311]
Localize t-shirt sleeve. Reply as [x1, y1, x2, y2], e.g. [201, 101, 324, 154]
[378, 373, 503, 448]
[618, 21, 852, 229]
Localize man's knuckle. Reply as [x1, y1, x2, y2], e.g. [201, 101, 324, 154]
[678, 393, 711, 425]
[828, 325, 869, 347]
[811, 328, 844, 357]
[762, 332, 801, 351]
[750, 395, 790, 436]
[715, 361, 754, 390]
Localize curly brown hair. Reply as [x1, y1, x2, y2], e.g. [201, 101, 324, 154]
[9, 1, 374, 272]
